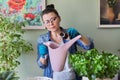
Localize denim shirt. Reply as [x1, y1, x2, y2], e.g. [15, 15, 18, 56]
[37, 27, 94, 80]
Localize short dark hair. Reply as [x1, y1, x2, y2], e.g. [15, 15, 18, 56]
[41, 4, 60, 18]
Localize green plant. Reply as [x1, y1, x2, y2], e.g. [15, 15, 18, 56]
[0, 15, 33, 79]
[107, 0, 117, 7]
[69, 48, 120, 80]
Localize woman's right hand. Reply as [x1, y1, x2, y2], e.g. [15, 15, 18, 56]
[40, 55, 48, 65]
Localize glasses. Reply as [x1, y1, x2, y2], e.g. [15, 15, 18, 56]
[43, 17, 57, 25]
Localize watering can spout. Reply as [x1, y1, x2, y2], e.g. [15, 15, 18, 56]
[43, 35, 81, 72]
[64, 35, 81, 50]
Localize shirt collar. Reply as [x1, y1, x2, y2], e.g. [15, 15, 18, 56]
[47, 27, 66, 41]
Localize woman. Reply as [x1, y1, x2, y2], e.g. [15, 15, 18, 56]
[37, 4, 94, 80]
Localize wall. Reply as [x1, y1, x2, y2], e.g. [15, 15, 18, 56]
[18, 0, 120, 80]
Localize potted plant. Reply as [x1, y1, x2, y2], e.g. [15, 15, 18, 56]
[0, 71, 19, 80]
[107, 0, 117, 8]
[106, 0, 117, 23]
[0, 15, 33, 79]
[69, 48, 120, 80]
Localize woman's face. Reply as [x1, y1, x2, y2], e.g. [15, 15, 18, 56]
[42, 12, 61, 32]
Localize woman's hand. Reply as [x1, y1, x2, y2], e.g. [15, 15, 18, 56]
[80, 35, 90, 45]
[40, 55, 48, 65]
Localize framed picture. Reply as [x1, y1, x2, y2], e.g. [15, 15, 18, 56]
[0, 0, 46, 29]
[99, 0, 120, 28]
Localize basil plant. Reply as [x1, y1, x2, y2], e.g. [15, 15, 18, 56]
[69, 48, 120, 80]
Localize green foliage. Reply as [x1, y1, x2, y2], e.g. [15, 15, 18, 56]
[0, 15, 33, 78]
[69, 48, 120, 80]
[107, 0, 117, 7]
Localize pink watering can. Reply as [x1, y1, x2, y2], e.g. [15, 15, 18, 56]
[44, 35, 81, 72]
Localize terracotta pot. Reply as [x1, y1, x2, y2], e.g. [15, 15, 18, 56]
[82, 77, 112, 80]
[102, 78, 112, 80]
[96, 78, 112, 80]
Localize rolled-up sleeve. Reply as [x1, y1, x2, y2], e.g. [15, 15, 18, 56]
[37, 35, 49, 69]
[76, 37, 94, 50]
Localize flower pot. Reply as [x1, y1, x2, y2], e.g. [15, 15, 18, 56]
[82, 77, 112, 80]
[96, 78, 112, 80]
